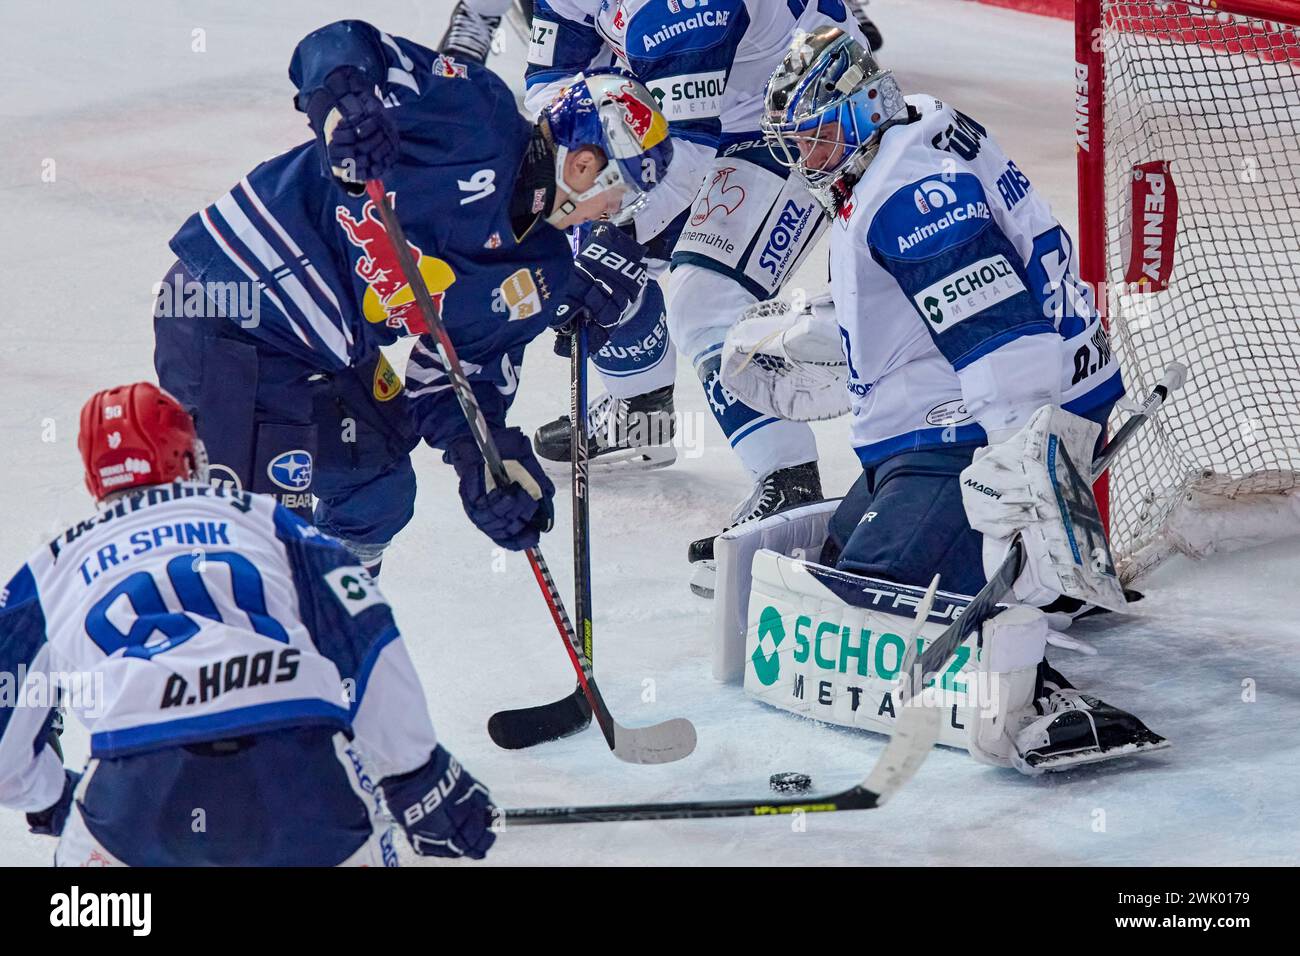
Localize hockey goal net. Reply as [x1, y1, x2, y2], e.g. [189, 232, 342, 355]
[1077, 0, 1300, 579]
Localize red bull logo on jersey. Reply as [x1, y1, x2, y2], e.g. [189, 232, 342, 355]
[431, 54, 468, 79]
[610, 83, 669, 150]
[335, 194, 456, 336]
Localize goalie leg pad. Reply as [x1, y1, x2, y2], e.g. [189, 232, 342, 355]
[966, 605, 1049, 768]
[711, 498, 841, 682]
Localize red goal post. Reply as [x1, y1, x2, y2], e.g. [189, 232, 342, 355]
[1075, 0, 1300, 579]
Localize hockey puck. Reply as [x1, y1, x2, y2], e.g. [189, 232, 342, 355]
[769, 772, 812, 794]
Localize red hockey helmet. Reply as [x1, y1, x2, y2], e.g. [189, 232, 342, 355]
[78, 383, 202, 501]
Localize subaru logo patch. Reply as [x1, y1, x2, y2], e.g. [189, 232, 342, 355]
[267, 450, 313, 491]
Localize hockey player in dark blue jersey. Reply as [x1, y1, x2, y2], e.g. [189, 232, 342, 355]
[153, 19, 672, 570]
[2, 383, 498, 865]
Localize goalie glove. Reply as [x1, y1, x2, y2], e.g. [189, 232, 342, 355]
[960, 405, 1126, 612]
[720, 292, 850, 422]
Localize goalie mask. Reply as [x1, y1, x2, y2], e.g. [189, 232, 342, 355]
[762, 27, 907, 213]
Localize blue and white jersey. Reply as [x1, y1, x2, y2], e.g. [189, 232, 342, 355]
[525, 0, 867, 240]
[831, 96, 1123, 465]
[0, 482, 438, 813]
[169, 20, 574, 447]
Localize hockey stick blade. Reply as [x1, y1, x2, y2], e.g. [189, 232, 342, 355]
[503, 578, 938, 824]
[488, 687, 591, 750]
[612, 716, 698, 765]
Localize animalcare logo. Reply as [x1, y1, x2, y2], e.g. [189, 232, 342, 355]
[50, 886, 151, 936]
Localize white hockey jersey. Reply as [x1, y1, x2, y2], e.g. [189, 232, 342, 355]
[831, 96, 1123, 464]
[526, 0, 869, 239]
[0, 482, 437, 813]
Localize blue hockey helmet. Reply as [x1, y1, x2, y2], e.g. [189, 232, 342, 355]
[762, 27, 907, 210]
[542, 69, 673, 225]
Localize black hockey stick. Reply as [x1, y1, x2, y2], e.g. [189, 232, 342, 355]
[490, 327, 698, 759]
[488, 327, 596, 749]
[365, 181, 695, 764]
[499, 366, 1185, 824]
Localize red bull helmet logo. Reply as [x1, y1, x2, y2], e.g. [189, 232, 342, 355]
[607, 82, 669, 152]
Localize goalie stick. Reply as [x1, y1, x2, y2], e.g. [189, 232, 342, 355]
[499, 366, 1186, 825]
[365, 181, 695, 765]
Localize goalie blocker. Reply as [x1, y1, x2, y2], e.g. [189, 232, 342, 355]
[711, 408, 1168, 775]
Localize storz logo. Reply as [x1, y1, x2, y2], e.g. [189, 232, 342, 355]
[267, 450, 313, 491]
[758, 199, 813, 277]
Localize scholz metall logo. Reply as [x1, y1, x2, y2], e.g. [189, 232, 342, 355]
[267, 450, 313, 491]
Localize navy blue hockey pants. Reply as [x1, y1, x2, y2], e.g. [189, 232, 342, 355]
[71, 727, 385, 866]
[821, 402, 1115, 597]
[153, 260, 418, 554]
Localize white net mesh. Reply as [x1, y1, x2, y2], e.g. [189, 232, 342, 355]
[1097, 1, 1300, 575]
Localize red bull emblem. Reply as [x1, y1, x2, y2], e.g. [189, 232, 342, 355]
[335, 193, 456, 335]
[609, 83, 668, 149]
[431, 54, 468, 79]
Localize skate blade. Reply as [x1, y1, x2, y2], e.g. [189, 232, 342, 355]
[541, 444, 677, 476]
[1018, 735, 1171, 775]
[689, 559, 716, 599]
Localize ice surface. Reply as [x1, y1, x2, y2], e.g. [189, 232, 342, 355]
[1, 0, 1296, 866]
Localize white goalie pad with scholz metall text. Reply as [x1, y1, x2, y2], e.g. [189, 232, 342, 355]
[711, 501, 987, 752]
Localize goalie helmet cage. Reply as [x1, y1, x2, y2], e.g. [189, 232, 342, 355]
[1076, 0, 1300, 580]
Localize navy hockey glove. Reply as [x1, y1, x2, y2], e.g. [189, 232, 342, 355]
[304, 66, 399, 188]
[382, 745, 496, 860]
[26, 769, 80, 838]
[444, 427, 555, 551]
[552, 222, 648, 355]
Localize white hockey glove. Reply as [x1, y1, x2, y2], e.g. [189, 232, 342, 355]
[960, 405, 1126, 612]
[720, 292, 850, 422]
